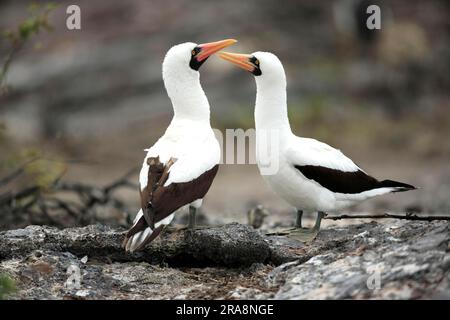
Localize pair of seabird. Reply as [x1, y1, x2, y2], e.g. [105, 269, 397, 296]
[123, 40, 415, 251]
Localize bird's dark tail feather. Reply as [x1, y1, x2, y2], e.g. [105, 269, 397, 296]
[380, 180, 417, 192]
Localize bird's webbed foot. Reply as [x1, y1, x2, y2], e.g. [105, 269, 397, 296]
[267, 211, 326, 242]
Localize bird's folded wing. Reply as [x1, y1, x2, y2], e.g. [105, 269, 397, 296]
[287, 138, 386, 194]
[139, 148, 220, 227]
[123, 151, 219, 251]
[287, 137, 361, 172]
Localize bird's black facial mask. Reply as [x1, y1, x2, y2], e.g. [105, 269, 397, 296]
[250, 56, 262, 76]
[189, 47, 207, 71]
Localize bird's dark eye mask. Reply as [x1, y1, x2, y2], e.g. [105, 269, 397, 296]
[250, 56, 262, 76]
[189, 47, 207, 71]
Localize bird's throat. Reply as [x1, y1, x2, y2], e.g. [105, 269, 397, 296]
[165, 73, 211, 124]
[254, 82, 292, 138]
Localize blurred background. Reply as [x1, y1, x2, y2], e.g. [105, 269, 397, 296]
[1, 0, 449, 231]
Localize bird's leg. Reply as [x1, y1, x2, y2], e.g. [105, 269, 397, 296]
[268, 211, 325, 242]
[287, 211, 325, 242]
[295, 210, 303, 228]
[187, 205, 196, 230]
[312, 211, 325, 232]
[166, 206, 196, 232]
[167, 206, 209, 232]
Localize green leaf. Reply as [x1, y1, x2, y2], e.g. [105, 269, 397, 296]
[19, 19, 38, 40]
[0, 273, 17, 300]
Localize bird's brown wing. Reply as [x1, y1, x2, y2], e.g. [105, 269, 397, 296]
[294, 165, 415, 194]
[123, 156, 175, 244]
[123, 158, 219, 250]
[139, 156, 176, 229]
[150, 164, 219, 223]
[137, 157, 219, 229]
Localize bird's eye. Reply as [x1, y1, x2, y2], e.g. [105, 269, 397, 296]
[254, 59, 260, 65]
[191, 50, 196, 56]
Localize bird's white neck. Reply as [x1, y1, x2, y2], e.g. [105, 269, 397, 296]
[254, 74, 292, 139]
[163, 67, 211, 125]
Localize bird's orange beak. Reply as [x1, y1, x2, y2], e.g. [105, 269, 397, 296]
[196, 39, 237, 62]
[218, 52, 255, 72]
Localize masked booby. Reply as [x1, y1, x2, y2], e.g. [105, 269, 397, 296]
[123, 39, 237, 252]
[219, 51, 416, 241]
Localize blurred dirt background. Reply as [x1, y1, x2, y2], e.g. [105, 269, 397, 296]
[1, 0, 450, 231]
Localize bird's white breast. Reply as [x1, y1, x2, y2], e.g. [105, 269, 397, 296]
[257, 135, 354, 212]
[258, 152, 335, 212]
[140, 121, 220, 190]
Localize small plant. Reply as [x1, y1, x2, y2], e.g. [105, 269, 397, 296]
[20, 148, 67, 190]
[0, 2, 57, 92]
[0, 273, 17, 299]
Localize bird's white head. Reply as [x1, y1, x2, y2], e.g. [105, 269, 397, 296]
[252, 52, 286, 82]
[162, 39, 238, 84]
[218, 51, 286, 87]
[162, 42, 199, 81]
[161, 39, 237, 121]
[219, 50, 290, 133]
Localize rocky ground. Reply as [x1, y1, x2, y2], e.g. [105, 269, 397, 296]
[1, 0, 449, 301]
[0, 219, 448, 300]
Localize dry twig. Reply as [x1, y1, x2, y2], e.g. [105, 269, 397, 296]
[324, 213, 450, 221]
[0, 165, 139, 229]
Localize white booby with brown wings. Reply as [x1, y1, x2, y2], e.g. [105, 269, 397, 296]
[123, 39, 236, 252]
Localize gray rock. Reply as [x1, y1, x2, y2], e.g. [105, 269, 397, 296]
[0, 223, 270, 267]
[184, 223, 271, 267]
[271, 220, 450, 299]
[0, 220, 448, 299]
